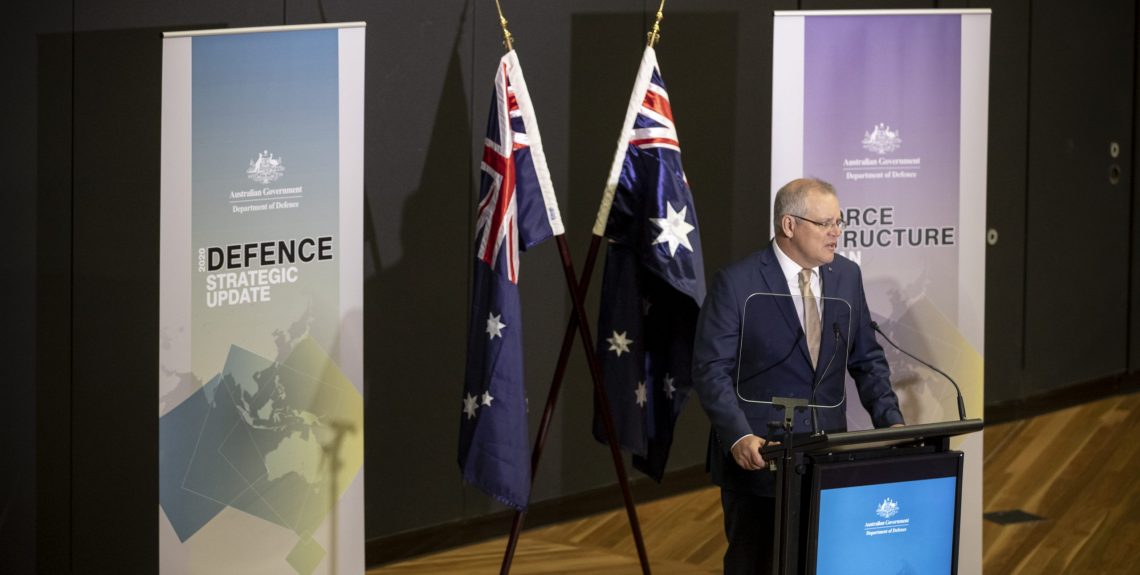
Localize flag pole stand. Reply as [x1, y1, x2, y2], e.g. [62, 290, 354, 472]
[499, 235, 651, 575]
[499, 235, 600, 574]
[497, 2, 667, 572]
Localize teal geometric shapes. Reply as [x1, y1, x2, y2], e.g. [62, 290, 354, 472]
[159, 337, 362, 571]
[285, 533, 326, 575]
[159, 377, 226, 542]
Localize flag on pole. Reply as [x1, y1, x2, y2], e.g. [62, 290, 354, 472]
[592, 47, 706, 481]
[458, 50, 564, 510]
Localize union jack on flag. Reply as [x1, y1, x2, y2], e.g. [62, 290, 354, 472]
[592, 46, 706, 481]
[459, 50, 563, 510]
[629, 74, 680, 152]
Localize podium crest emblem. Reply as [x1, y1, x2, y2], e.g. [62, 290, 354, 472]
[876, 497, 900, 519]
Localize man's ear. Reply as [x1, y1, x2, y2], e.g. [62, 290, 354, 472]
[780, 215, 794, 238]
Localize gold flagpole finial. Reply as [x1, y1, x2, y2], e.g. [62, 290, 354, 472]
[494, 0, 514, 52]
[647, 0, 666, 47]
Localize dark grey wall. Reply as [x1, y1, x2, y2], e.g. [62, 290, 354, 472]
[1, 1, 72, 573]
[979, 0, 1139, 403]
[978, 0, 1032, 402]
[1, 0, 1138, 572]
[1133, 0, 1140, 377]
[1020, 0, 1135, 393]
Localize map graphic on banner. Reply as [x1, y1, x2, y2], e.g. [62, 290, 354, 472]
[161, 25, 365, 575]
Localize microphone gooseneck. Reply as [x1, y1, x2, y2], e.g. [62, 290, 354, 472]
[870, 321, 968, 421]
[743, 329, 803, 382]
[809, 323, 842, 436]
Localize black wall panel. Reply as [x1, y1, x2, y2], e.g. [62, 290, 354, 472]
[1, 3, 72, 574]
[977, 0, 1032, 404]
[1023, 0, 1135, 391]
[32, 23, 76, 575]
[70, 27, 163, 572]
[1133, 1, 1140, 375]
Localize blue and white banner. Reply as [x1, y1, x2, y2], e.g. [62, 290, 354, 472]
[160, 23, 365, 575]
[772, 10, 989, 574]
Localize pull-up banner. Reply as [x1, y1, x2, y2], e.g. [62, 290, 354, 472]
[160, 23, 365, 575]
[771, 10, 990, 574]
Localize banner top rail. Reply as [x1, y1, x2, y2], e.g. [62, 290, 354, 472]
[163, 22, 366, 39]
[774, 9, 991, 17]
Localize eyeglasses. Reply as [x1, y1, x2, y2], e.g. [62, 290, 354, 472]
[792, 214, 845, 230]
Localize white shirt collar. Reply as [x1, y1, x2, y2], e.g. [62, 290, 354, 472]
[772, 239, 817, 285]
[772, 239, 823, 320]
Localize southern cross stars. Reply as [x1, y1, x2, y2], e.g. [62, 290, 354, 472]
[607, 330, 633, 357]
[635, 381, 648, 407]
[463, 390, 496, 419]
[463, 393, 479, 419]
[486, 312, 506, 339]
[663, 373, 676, 400]
[650, 201, 695, 257]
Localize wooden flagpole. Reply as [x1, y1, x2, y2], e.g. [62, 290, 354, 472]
[498, 2, 669, 574]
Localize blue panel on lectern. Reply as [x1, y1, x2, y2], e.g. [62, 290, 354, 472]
[815, 476, 957, 575]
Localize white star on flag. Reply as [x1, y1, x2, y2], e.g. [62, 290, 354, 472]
[463, 393, 479, 419]
[486, 312, 506, 339]
[481, 390, 495, 407]
[650, 201, 695, 257]
[635, 381, 648, 407]
[663, 373, 676, 399]
[607, 330, 634, 357]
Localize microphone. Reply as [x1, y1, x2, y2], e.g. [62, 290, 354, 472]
[870, 321, 967, 421]
[809, 323, 842, 436]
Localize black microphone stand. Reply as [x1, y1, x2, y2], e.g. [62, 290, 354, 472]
[871, 321, 968, 420]
[808, 324, 842, 436]
[767, 396, 807, 575]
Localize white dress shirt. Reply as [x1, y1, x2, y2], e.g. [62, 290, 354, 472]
[771, 240, 822, 328]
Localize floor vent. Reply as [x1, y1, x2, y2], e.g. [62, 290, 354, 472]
[983, 509, 1046, 525]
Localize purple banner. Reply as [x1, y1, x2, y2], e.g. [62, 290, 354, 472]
[775, 13, 990, 572]
[803, 15, 961, 321]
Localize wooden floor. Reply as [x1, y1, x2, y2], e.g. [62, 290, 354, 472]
[982, 392, 1140, 573]
[370, 393, 1140, 574]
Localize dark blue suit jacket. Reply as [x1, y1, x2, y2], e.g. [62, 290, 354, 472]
[692, 244, 904, 495]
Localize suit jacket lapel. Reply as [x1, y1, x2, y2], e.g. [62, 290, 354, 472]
[817, 263, 840, 377]
[758, 246, 812, 365]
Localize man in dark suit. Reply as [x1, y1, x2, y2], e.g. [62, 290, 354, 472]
[692, 178, 904, 574]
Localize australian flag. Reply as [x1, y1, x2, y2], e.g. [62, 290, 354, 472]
[592, 47, 707, 481]
[459, 51, 564, 510]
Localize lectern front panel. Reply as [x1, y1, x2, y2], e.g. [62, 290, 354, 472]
[806, 451, 963, 575]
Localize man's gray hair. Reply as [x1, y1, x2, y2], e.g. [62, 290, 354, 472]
[772, 177, 837, 235]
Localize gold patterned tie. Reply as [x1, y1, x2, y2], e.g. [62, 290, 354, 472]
[799, 268, 820, 368]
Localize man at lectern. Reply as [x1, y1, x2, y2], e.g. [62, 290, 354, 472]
[692, 177, 905, 574]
